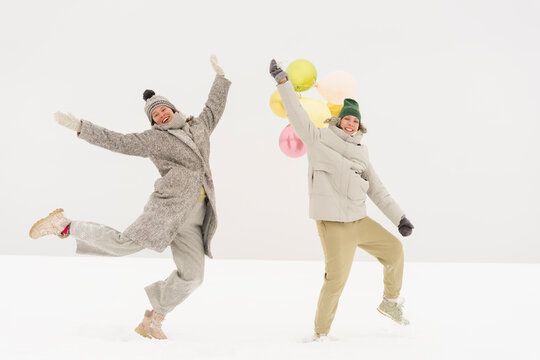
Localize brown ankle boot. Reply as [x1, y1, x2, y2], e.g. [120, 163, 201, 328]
[29, 208, 71, 239]
[150, 312, 167, 340]
[134, 310, 154, 339]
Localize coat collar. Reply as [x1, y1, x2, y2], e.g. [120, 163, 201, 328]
[167, 127, 203, 160]
[153, 112, 202, 160]
[329, 125, 363, 145]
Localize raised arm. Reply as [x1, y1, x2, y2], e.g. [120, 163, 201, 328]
[270, 59, 320, 146]
[55, 112, 153, 157]
[196, 55, 232, 133]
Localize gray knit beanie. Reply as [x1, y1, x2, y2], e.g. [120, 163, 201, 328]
[143, 90, 177, 125]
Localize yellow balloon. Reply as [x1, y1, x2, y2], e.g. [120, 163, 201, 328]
[327, 103, 343, 117]
[269, 90, 288, 118]
[287, 59, 317, 92]
[299, 97, 331, 128]
[269, 90, 301, 118]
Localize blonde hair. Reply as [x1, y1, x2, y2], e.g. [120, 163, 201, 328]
[324, 116, 367, 134]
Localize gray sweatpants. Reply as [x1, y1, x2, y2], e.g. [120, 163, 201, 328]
[70, 201, 206, 315]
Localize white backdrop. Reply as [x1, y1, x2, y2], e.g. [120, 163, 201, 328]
[1, 0, 539, 262]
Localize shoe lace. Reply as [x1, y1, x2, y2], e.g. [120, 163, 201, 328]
[386, 298, 405, 315]
[152, 314, 165, 329]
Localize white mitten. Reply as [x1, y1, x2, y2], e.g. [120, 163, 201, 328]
[210, 54, 225, 77]
[54, 112, 82, 132]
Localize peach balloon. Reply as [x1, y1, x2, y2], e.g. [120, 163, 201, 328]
[316, 71, 358, 105]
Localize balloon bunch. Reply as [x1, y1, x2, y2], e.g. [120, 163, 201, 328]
[270, 59, 358, 158]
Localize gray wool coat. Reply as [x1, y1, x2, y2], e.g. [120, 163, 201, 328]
[77, 75, 231, 257]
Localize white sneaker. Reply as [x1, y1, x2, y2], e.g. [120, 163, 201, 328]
[304, 333, 331, 343]
[377, 297, 410, 326]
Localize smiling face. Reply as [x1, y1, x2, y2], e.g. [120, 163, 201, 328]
[151, 106, 175, 125]
[340, 115, 360, 135]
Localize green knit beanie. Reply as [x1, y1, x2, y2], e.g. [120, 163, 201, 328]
[338, 98, 361, 120]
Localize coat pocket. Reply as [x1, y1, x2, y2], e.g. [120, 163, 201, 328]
[154, 168, 189, 196]
[311, 162, 336, 196]
[347, 170, 369, 201]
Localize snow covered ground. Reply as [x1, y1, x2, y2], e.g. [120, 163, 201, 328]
[1, 255, 538, 359]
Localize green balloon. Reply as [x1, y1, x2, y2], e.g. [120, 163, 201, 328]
[286, 59, 317, 92]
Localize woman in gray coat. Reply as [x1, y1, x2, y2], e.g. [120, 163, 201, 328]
[29, 55, 231, 340]
[269, 60, 414, 341]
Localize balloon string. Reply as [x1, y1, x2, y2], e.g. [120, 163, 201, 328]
[290, 81, 320, 98]
[290, 82, 304, 98]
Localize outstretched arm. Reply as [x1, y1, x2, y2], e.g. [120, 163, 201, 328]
[196, 55, 232, 133]
[270, 59, 320, 146]
[365, 162, 406, 227]
[365, 162, 414, 236]
[55, 112, 153, 157]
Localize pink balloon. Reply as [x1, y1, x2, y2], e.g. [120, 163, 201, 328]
[316, 71, 358, 105]
[279, 124, 306, 158]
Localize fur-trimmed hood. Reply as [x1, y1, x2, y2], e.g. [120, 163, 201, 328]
[324, 116, 367, 135]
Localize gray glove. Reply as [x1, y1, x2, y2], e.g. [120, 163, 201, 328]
[269, 59, 288, 84]
[54, 111, 82, 132]
[398, 216, 414, 237]
[210, 54, 224, 77]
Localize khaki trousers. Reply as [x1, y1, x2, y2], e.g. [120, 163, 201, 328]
[314, 216, 404, 334]
[70, 199, 207, 315]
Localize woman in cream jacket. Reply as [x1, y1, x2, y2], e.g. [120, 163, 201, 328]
[269, 60, 414, 340]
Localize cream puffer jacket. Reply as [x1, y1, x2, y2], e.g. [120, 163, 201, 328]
[277, 81, 404, 226]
